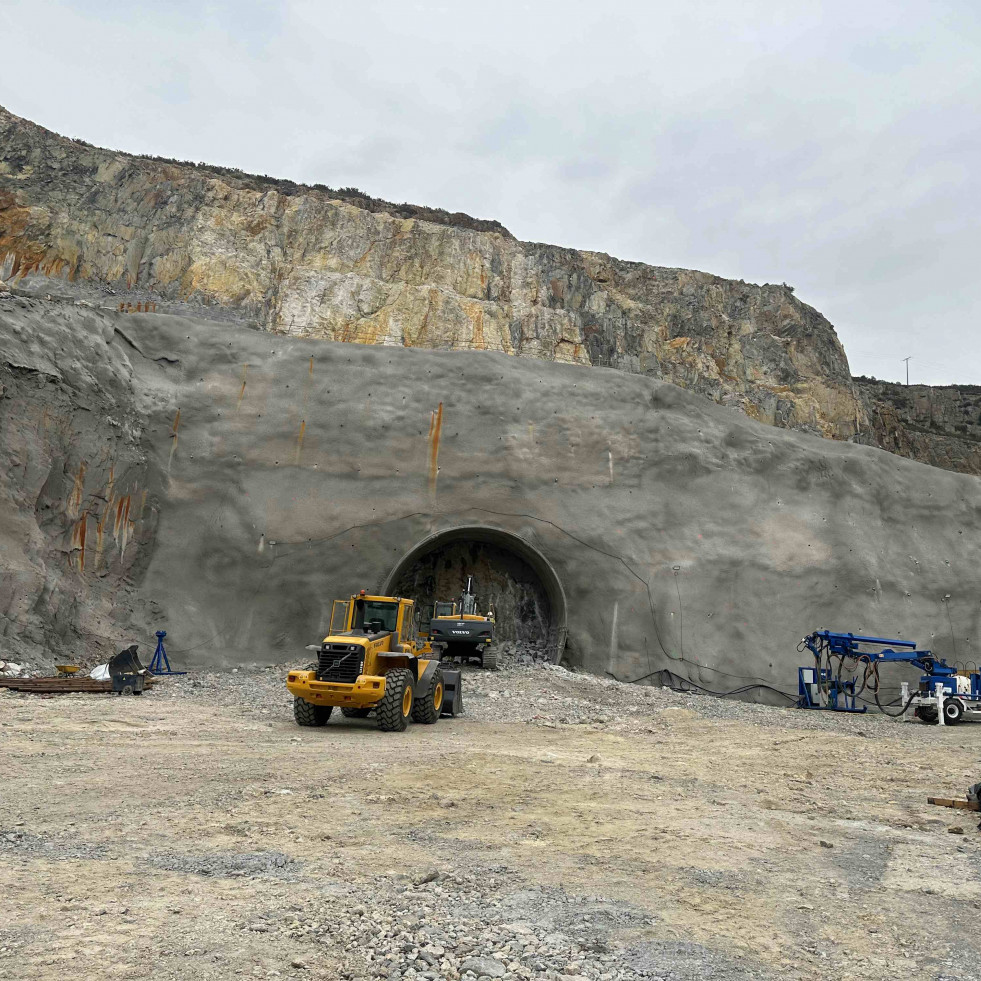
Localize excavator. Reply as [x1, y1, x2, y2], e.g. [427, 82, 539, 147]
[286, 590, 462, 732]
[428, 575, 497, 670]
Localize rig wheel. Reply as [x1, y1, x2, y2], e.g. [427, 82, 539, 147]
[341, 707, 372, 718]
[412, 666, 444, 724]
[294, 697, 332, 727]
[943, 698, 964, 726]
[377, 669, 414, 732]
[915, 706, 939, 725]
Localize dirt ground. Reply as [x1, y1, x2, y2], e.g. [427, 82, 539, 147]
[1, 662, 980, 981]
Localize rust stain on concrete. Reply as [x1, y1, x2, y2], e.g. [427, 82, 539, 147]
[72, 513, 88, 571]
[67, 461, 87, 520]
[428, 402, 443, 501]
[95, 493, 113, 570]
[295, 420, 306, 464]
[114, 495, 132, 554]
[113, 495, 127, 539]
[168, 408, 181, 471]
[237, 365, 248, 411]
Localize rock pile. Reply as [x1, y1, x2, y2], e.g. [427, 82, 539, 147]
[276, 870, 654, 980]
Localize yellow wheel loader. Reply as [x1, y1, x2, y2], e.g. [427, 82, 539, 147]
[429, 575, 498, 670]
[286, 591, 462, 732]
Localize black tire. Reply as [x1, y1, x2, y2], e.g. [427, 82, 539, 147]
[341, 707, 371, 718]
[915, 706, 939, 725]
[412, 666, 444, 724]
[377, 669, 414, 732]
[943, 698, 964, 725]
[294, 697, 332, 727]
[482, 649, 499, 671]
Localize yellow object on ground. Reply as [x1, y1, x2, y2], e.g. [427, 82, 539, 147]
[286, 592, 444, 732]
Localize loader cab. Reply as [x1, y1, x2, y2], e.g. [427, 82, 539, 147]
[329, 592, 418, 647]
[353, 597, 399, 635]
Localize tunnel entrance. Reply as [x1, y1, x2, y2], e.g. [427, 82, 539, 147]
[383, 527, 567, 658]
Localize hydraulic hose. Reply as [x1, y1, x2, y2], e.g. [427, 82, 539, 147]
[874, 688, 917, 718]
[861, 660, 916, 717]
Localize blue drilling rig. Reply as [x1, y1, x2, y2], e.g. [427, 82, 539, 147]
[797, 630, 981, 724]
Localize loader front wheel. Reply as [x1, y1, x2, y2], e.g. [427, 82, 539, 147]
[341, 707, 371, 718]
[377, 669, 414, 732]
[294, 697, 332, 727]
[412, 666, 444, 724]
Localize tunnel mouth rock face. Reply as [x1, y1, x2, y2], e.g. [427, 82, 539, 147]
[384, 527, 567, 654]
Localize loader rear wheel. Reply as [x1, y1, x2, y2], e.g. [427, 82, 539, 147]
[412, 666, 444, 724]
[341, 707, 371, 718]
[377, 669, 414, 732]
[294, 697, 332, 727]
[482, 649, 499, 671]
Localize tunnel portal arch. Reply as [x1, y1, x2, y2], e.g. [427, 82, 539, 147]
[382, 526, 568, 662]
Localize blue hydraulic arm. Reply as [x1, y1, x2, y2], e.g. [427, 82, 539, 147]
[803, 630, 954, 677]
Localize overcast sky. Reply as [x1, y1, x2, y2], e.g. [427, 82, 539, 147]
[5, 1, 979, 384]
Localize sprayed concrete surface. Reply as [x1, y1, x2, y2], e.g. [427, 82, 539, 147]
[1, 664, 980, 981]
[2, 295, 981, 694]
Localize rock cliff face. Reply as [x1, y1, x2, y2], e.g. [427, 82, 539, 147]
[855, 379, 981, 476]
[0, 105, 864, 441]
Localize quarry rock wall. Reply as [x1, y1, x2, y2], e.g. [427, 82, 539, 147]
[856, 378, 981, 477]
[0, 105, 865, 444]
[3, 296, 979, 696]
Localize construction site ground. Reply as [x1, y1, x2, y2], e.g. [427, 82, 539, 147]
[1, 661, 980, 981]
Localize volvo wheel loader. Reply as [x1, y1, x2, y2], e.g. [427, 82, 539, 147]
[286, 591, 462, 732]
[429, 575, 498, 670]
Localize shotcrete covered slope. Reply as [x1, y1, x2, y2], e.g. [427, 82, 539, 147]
[2, 295, 979, 691]
[0, 105, 863, 441]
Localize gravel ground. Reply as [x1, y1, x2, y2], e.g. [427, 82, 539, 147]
[1, 650, 980, 981]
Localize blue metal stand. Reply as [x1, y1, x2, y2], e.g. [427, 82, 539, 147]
[148, 630, 187, 676]
[797, 665, 865, 712]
